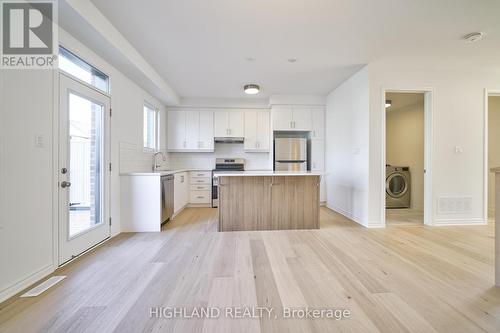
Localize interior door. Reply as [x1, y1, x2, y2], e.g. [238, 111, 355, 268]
[58, 73, 111, 265]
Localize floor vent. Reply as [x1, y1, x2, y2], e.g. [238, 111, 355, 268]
[20, 276, 66, 298]
[438, 197, 473, 215]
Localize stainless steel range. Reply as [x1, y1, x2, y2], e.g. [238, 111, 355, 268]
[212, 158, 245, 207]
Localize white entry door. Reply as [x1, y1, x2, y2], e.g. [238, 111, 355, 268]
[58, 73, 111, 265]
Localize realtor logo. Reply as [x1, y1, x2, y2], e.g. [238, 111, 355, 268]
[1, 0, 57, 69]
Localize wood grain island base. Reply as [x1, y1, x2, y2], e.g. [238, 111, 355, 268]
[218, 174, 320, 231]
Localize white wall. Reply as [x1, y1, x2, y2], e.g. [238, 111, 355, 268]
[489, 96, 500, 216]
[325, 67, 370, 226]
[386, 93, 424, 210]
[0, 28, 168, 302]
[368, 61, 500, 226]
[0, 69, 56, 301]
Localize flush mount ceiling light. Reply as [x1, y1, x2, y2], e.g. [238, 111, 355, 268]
[244, 84, 260, 95]
[385, 100, 392, 108]
[463, 32, 484, 43]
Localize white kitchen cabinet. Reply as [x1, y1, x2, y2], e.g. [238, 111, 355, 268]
[185, 111, 199, 149]
[311, 108, 325, 139]
[244, 110, 270, 152]
[189, 171, 211, 205]
[167, 111, 186, 150]
[214, 110, 244, 137]
[311, 139, 326, 203]
[167, 110, 214, 152]
[272, 106, 311, 131]
[174, 172, 189, 214]
[311, 139, 325, 171]
[291, 107, 312, 131]
[198, 112, 214, 149]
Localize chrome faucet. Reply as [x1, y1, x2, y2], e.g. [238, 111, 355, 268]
[153, 151, 166, 171]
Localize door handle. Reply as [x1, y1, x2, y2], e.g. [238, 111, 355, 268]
[61, 181, 71, 188]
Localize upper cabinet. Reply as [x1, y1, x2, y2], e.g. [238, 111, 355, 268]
[244, 110, 270, 152]
[167, 110, 214, 152]
[311, 108, 325, 139]
[214, 110, 244, 137]
[272, 106, 312, 131]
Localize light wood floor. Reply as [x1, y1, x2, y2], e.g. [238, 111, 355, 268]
[386, 209, 424, 225]
[1, 207, 499, 332]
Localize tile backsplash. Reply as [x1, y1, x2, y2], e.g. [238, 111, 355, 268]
[119, 142, 168, 174]
[167, 143, 271, 170]
[120, 142, 271, 173]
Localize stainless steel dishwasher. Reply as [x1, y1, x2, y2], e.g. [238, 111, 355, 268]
[161, 174, 174, 223]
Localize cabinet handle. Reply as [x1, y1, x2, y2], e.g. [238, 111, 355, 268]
[197, 196, 204, 199]
[290, 121, 293, 129]
[313, 130, 316, 137]
[183, 141, 186, 148]
[197, 186, 204, 189]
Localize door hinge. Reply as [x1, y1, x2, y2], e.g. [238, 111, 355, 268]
[110, 108, 112, 117]
[109, 217, 112, 226]
[109, 163, 112, 172]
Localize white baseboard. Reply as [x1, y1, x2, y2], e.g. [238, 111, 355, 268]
[0, 264, 55, 304]
[326, 204, 368, 227]
[433, 218, 487, 226]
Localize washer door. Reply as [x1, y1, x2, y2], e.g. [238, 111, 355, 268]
[386, 173, 408, 198]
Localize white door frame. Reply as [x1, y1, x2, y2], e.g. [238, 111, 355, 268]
[55, 72, 112, 265]
[484, 89, 500, 222]
[381, 87, 435, 226]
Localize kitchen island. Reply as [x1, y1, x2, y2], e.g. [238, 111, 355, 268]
[217, 171, 322, 231]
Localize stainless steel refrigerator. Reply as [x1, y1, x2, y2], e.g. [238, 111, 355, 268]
[274, 137, 308, 171]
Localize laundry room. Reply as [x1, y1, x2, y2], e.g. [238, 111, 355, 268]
[385, 92, 425, 224]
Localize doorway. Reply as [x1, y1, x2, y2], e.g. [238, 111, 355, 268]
[58, 73, 111, 265]
[383, 91, 432, 225]
[487, 93, 500, 222]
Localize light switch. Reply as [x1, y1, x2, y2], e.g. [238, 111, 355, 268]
[35, 134, 44, 148]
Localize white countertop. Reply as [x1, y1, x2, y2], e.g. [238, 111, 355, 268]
[215, 171, 323, 177]
[120, 169, 211, 176]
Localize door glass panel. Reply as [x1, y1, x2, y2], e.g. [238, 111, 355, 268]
[389, 175, 405, 196]
[69, 93, 104, 237]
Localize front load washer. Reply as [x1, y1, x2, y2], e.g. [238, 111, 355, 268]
[386, 165, 411, 209]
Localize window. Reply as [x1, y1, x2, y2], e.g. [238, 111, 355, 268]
[144, 103, 160, 150]
[59, 46, 110, 93]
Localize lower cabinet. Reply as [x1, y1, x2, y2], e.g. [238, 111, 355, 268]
[189, 171, 211, 205]
[174, 172, 189, 214]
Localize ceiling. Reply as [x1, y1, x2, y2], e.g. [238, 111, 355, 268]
[89, 0, 500, 99]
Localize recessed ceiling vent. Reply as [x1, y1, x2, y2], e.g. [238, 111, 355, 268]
[463, 32, 484, 43]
